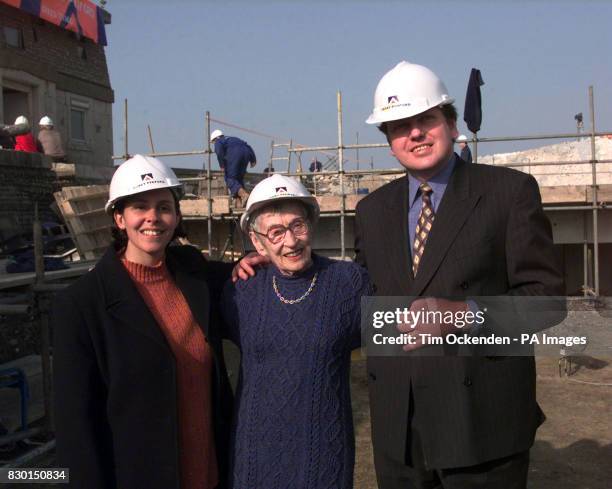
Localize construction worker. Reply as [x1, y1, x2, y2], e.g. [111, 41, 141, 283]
[210, 129, 256, 206]
[52, 155, 262, 489]
[456, 134, 472, 164]
[12, 116, 39, 153]
[37, 116, 67, 162]
[309, 157, 323, 172]
[356, 61, 564, 488]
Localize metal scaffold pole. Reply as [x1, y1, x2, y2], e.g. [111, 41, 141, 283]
[33, 204, 54, 432]
[588, 86, 599, 296]
[206, 111, 213, 257]
[337, 90, 346, 260]
[583, 212, 589, 296]
[108, 92, 609, 271]
[123, 98, 129, 159]
[268, 140, 275, 172]
[147, 124, 155, 154]
[356, 132, 360, 171]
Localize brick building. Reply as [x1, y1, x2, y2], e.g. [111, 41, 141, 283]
[0, 0, 113, 167]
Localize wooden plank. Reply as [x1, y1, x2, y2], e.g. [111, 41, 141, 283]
[532, 184, 612, 204]
[53, 185, 112, 259]
[57, 185, 109, 202]
[586, 184, 612, 202]
[540, 185, 588, 204]
[345, 194, 366, 211]
[180, 197, 231, 216]
[316, 194, 367, 212]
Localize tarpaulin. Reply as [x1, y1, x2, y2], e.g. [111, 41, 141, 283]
[1, 0, 107, 45]
[463, 68, 484, 133]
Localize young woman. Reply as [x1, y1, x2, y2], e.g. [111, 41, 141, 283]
[53, 155, 234, 489]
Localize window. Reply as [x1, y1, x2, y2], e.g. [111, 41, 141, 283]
[3, 26, 24, 48]
[70, 99, 90, 144]
[70, 108, 86, 141]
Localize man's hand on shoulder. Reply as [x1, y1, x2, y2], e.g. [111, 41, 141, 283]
[232, 252, 270, 282]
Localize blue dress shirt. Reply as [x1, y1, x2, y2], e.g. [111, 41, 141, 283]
[407, 154, 457, 257]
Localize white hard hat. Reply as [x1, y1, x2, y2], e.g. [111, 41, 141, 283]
[366, 61, 455, 125]
[105, 154, 183, 214]
[456, 134, 468, 142]
[15, 116, 29, 126]
[39, 116, 54, 126]
[210, 129, 223, 143]
[240, 174, 320, 234]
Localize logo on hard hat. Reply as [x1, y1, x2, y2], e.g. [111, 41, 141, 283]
[387, 95, 399, 104]
[141, 173, 154, 182]
[275, 187, 288, 195]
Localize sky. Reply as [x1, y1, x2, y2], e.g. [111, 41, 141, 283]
[104, 0, 612, 171]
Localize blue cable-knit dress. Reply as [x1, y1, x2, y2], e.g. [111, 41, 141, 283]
[221, 254, 370, 489]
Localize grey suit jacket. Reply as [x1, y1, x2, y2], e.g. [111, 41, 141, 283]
[354, 156, 565, 470]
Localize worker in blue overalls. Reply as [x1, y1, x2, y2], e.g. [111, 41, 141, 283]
[211, 129, 257, 206]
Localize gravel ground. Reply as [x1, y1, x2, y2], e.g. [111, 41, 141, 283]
[351, 354, 612, 489]
[3, 355, 611, 489]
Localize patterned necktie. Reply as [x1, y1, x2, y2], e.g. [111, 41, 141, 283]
[412, 182, 435, 276]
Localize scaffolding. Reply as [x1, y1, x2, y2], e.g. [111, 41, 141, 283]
[112, 87, 610, 297]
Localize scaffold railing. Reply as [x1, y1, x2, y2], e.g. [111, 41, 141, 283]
[112, 86, 610, 296]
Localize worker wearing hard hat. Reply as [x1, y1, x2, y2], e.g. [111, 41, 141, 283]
[356, 62, 564, 488]
[52, 154, 263, 489]
[12, 116, 39, 153]
[210, 129, 257, 206]
[37, 116, 67, 162]
[456, 134, 472, 164]
[0, 116, 33, 149]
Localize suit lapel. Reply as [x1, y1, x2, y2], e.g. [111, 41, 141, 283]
[384, 176, 414, 295]
[99, 249, 169, 349]
[99, 247, 211, 347]
[410, 159, 481, 296]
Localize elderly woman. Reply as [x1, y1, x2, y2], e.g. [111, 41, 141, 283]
[221, 174, 370, 489]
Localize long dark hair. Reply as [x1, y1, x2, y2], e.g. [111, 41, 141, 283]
[110, 192, 187, 252]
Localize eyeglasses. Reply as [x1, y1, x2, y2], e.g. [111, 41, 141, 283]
[253, 219, 309, 244]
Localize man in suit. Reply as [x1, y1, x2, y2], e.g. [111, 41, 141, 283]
[355, 61, 564, 488]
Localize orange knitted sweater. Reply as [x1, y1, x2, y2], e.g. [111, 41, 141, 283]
[122, 257, 218, 489]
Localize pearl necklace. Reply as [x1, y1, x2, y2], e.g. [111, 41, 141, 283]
[272, 272, 318, 304]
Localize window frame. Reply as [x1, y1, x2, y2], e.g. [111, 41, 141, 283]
[3, 26, 24, 49]
[69, 99, 90, 145]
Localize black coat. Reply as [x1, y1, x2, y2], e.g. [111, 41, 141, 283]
[52, 245, 234, 489]
[355, 157, 565, 470]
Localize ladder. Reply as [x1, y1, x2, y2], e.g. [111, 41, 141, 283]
[268, 139, 302, 173]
